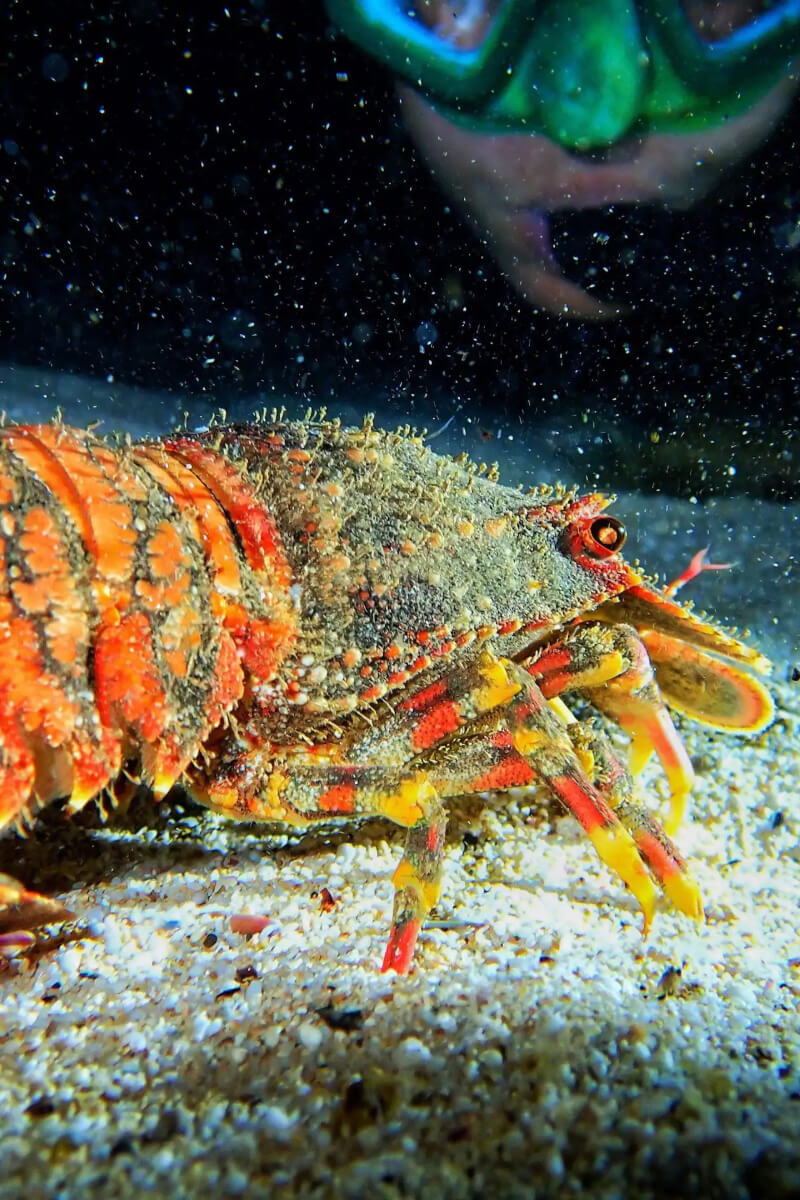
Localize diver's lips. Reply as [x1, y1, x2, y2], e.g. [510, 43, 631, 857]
[504, 207, 626, 320]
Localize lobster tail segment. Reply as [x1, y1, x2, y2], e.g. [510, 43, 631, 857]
[0, 424, 297, 829]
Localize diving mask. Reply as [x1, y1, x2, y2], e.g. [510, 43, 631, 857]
[327, 0, 800, 150]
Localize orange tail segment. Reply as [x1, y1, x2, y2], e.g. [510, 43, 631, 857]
[0, 423, 297, 832]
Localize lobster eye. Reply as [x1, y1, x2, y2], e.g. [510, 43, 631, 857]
[584, 515, 626, 557]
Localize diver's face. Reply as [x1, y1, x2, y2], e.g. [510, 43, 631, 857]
[400, 2, 799, 317]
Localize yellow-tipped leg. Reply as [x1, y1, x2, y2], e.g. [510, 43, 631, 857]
[585, 822, 659, 934]
[662, 784, 691, 839]
[554, 715, 705, 926]
[661, 869, 704, 922]
[632, 829, 704, 922]
[628, 727, 655, 777]
[390, 859, 442, 916]
[382, 801, 447, 974]
[621, 711, 695, 835]
[644, 711, 695, 835]
[381, 862, 435, 975]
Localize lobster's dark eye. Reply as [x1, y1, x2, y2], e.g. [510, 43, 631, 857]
[584, 516, 626, 557]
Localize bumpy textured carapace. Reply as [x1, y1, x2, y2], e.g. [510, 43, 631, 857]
[0, 416, 774, 971]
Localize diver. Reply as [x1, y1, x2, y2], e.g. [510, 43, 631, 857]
[328, 1, 800, 316]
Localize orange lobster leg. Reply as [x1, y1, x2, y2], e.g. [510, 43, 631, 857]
[380, 796, 447, 974]
[0, 873, 74, 958]
[528, 622, 696, 834]
[555, 705, 701, 918]
[195, 650, 701, 973]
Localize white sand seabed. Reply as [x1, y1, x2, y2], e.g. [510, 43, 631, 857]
[0, 369, 798, 1197]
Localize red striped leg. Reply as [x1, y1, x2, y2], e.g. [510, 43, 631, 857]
[501, 659, 702, 929]
[528, 622, 694, 834]
[559, 709, 702, 919]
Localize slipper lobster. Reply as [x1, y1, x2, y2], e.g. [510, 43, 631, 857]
[0, 415, 773, 971]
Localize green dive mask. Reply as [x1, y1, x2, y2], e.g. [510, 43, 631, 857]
[327, 0, 800, 150]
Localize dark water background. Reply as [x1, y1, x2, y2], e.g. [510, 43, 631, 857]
[1, 1, 798, 664]
[2, 2, 799, 469]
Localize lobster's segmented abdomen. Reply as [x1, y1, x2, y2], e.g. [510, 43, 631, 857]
[0, 424, 296, 829]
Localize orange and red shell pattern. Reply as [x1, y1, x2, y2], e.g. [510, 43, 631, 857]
[0, 415, 649, 827]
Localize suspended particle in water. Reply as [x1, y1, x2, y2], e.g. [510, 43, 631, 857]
[41, 53, 70, 83]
